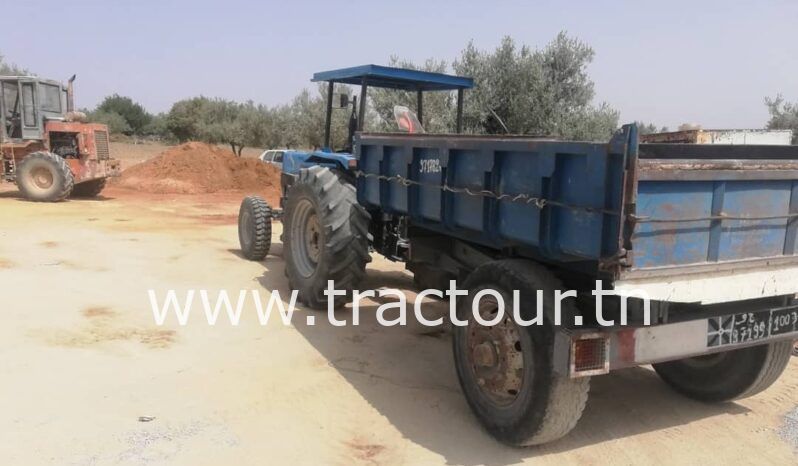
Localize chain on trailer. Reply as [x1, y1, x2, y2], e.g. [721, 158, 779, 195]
[353, 171, 620, 216]
[354, 171, 798, 224]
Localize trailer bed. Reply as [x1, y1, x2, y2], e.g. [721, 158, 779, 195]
[355, 126, 798, 303]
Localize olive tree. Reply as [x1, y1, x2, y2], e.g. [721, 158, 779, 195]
[87, 110, 132, 134]
[96, 94, 152, 134]
[765, 95, 798, 144]
[635, 121, 669, 135]
[0, 53, 28, 76]
[453, 33, 619, 141]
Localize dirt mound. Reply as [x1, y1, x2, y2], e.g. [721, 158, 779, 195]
[116, 142, 280, 195]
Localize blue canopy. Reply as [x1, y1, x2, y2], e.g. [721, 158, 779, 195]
[312, 64, 474, 91]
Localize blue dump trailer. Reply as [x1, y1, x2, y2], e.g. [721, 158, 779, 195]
[237, 65, 798, 446]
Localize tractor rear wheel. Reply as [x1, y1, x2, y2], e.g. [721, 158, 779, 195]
[71, 178, 107, 198]
[283, 166, 370, 309]
[16, 152, 74, 202]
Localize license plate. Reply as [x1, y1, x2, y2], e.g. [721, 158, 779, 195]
[707, 306, 798, 348]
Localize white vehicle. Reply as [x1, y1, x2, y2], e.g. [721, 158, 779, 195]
[258, 149, 285, 170]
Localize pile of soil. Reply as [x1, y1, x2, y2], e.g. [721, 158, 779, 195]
[116, 142, 280, 195]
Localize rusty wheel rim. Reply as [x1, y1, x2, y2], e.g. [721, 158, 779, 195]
[466, 294, 525, 407]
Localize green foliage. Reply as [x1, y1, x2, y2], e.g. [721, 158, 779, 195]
[166, 97, 206, 142]
[142, 113, 171, 139]
[87, 110, 132, 134]
[0, 54, 28, 76]
[166, 97, 243, 154]
[283, 88, 325, 149]
[196, 99, 246, 154]
[635, 121, 669, 135]
[96, 94, 151, 134]
[765, 95, 798, 144]
[164, 84, 357, 153]
[453, 33, 619, 141]
[166, 97, 277, 155]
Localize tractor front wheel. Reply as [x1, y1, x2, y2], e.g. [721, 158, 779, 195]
[238, 196, 272, 260]
[16, 152, 74, 202]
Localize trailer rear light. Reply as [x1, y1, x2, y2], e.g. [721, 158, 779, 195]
[571, 335, 610, 377]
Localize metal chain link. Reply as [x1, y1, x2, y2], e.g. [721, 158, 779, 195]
[353, 170, 619, 215]
[353, 170, 798, 224]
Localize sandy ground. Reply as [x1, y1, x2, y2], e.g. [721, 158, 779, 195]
[0, 180, 797, 465]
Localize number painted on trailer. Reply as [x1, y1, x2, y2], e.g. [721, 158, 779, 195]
[719, 308, 798, 347]
[420, 159, 441, 174]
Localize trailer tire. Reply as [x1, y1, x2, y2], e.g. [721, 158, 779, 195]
[452, 259, 589, 446]
[238, 196, 272, 260]
[71, 178, 107, 198]
[653, 340, 793, 402]
[283, 166, 370, 309]
[16, 151, 74, 202]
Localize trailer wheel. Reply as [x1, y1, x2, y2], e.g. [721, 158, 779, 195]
[238, 196, 272, 261]
[70, 178, 107, 198]
[452, 259, 589, 446]
[16, 151, 74, 202]
[652, 340, 793, 402]
[283, 166, 370, 309]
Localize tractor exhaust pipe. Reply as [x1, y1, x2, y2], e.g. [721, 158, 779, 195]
[66, 74, 76, 113]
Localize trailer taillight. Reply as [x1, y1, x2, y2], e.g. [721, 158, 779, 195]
[571, 335, 610, 377]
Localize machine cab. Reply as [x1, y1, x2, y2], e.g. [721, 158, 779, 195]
[1, 76, 66, 141]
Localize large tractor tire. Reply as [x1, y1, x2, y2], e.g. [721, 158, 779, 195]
[283, 166, 370, 309]
[71, 178, 107, 198]
[452, 259, 590, 446]
[238, 196, 272, 260]
[16, 152, 74, 202]
[652, 340, 793, 402]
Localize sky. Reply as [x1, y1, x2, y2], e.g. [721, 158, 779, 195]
[2, 0, 796, 130]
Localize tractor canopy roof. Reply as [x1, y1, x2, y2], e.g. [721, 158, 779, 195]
[311, 64, 473, 91]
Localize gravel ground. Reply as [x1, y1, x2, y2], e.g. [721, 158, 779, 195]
[780, 405, 798, 451]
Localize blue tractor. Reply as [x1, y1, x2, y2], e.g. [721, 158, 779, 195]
[238, 65, 798, 446]
[237, 64, 474, 310]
